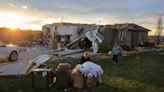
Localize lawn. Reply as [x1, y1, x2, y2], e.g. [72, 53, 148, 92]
[0, 50, 164, 92]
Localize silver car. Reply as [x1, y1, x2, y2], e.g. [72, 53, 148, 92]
[0, 41, 19, 61]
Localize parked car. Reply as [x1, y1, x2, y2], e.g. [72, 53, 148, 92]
[0, 41, 19, 61]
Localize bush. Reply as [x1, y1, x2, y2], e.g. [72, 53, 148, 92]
[138, 41, 155, 47]
[98, 43, 112, 53]
[120, 44, 131, 51]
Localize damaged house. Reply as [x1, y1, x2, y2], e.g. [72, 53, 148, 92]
[101, 23, 151, 47]
[42, 22, 151, 52]
[42, 22, 97, 49]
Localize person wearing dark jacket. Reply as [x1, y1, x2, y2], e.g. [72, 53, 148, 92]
[80, 51, 90, 64]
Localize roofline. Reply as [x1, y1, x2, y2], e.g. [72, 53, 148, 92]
[105, 23, 151, 31]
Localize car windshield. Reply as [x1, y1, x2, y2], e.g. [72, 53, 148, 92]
[0, 41, 6, 47]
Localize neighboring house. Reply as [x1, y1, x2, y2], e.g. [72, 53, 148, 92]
[101, 23, 151, 47]
[42, 22, 95, 48]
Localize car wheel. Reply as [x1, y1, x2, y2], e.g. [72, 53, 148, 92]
[9, 51, 18, 61]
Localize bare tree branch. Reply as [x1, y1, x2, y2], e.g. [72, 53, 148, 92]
[155, 14, 163, 45]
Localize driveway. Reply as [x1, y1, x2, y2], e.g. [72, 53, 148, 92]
[18, 46, 54, 61]
[0, 46, 54, 63]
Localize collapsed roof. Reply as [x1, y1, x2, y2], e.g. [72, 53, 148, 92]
[66, 27, 104, 53]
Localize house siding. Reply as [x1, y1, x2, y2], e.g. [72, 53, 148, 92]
[124, 31, 132, 46]
[102, 24, 150, 47]
[101, 27, 115, 45]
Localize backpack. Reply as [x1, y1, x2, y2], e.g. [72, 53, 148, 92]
[117, 50, 123, 56]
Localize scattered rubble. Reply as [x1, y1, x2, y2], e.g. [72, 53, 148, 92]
[67, 27, 104, 53]
[53, 49, 84, 57]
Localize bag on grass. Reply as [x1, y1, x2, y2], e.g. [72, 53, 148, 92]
[71, 68, 85, 89]
[86, 77, 97, 87]
[117, 50, 123, 56]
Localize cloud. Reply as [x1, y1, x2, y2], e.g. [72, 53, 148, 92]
[22, 5, 28, 9]
[9, 3, 17, 7]
[24, 20, 45, 25]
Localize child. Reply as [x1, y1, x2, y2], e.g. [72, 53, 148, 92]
[112, 45, 119, 64]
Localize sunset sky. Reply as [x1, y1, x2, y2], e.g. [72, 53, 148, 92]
[0, 0, 163, 35]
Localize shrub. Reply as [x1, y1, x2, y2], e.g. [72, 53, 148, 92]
[138, 41, 155, 47]
[120, 44, 131, 51]
[98, 42, 112, 53]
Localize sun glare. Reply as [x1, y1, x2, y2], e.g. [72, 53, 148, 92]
[9, 28, 18, 32]
[0, 13, 26, 27]
[0, 13, 40, 30]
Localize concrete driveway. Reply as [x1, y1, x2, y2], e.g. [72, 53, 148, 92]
[0, 46, 54, 63]
[18, 47, 54, 61]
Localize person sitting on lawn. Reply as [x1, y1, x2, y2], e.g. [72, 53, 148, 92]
[80, 51, 90, 64]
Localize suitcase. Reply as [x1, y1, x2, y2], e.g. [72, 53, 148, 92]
[86, 77, 97, 87]
[72, 68, 84, 89]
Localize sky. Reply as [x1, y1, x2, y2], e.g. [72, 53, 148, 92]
[0, 0, 163, 35]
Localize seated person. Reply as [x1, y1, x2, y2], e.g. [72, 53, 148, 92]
[80, 51, 90, 64]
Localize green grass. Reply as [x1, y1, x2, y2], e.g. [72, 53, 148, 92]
[0, 50, 164, 92]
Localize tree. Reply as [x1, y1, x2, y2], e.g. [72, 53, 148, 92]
[156, 14, 163, 45]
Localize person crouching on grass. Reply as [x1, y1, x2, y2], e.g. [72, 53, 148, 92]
[80, 51, 91, 64]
